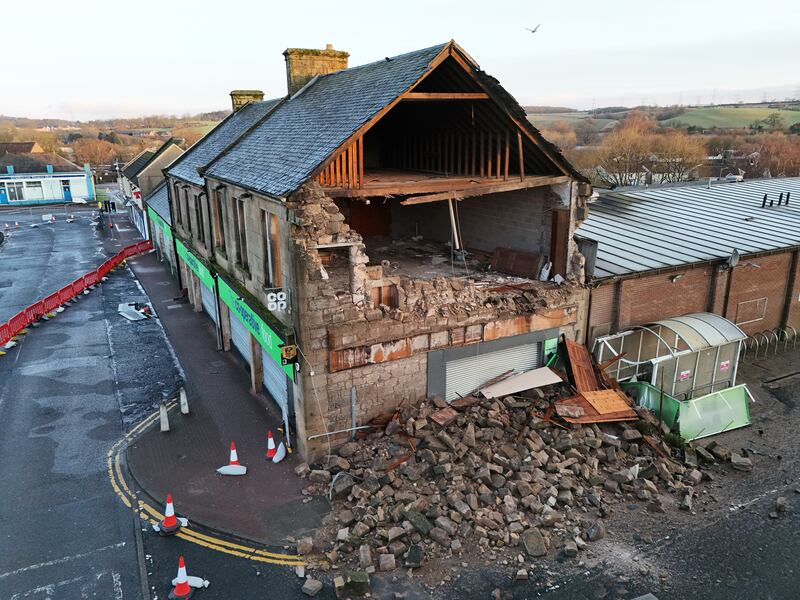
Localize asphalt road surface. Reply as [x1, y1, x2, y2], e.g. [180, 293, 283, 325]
[3, 207, 800, 600]
[0, 209, 316, 599]
[0, 210, 144, 599]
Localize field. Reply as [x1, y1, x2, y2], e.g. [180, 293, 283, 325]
[527, 111, 617, 130]
[663, 107, 800, 129]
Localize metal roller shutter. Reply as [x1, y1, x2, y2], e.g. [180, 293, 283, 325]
[262, 352, 288, 421]
[200, 282, 218, 324]
[230, 311, 252, 365]
[445, 342, 541, 401]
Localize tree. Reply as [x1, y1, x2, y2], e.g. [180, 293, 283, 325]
[574, 118, 599, 146]
[72, 138, 116, 166]
[763, 113, 785, 130]
[587, 114, 704, 186]
[540, 120, 577, 151]
[650, 130, 706, 183]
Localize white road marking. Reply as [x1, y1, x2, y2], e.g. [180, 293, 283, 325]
[9, 575, 84, 599]
[111, 570, 124, 600]
[166, 304, 184, 309]
[0, 542, 126, 580]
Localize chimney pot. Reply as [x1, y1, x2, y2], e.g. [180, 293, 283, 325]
[229, 90, 265, 112]
[283, 45, 349, 96]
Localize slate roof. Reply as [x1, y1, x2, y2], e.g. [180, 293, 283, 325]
[167, 99, 282, 186]
[144, 180, 171, 226]
[203, 43, 448, 198]
[122, 149, 155, 183]
[575, 177, 800, 279]
[0, 142, 42, 155]
[0, 152, 81, 174]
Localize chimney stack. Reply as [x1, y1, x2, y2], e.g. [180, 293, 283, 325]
[283, 44, 349, 96]
[229, 90, 265, 112]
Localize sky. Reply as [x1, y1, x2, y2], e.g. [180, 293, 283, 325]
[2, 0, 799, 120]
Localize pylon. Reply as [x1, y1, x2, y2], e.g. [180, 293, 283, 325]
[217, 441, 247, 476]
[266, 431, 277, 459]
[169, 556, 193, 599]
[153, 493, 188, 535]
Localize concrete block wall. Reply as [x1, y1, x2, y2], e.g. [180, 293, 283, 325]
[390, 186, 557, 257]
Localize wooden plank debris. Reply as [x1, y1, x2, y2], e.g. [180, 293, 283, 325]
[564, 339, 600, 393]
[582, 389, 634, 415]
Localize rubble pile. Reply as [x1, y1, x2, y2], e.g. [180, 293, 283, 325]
[298, 385, 715, 577]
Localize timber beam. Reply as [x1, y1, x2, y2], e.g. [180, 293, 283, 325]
[399, 175, 571, 205]
[400, 92, 490, 101]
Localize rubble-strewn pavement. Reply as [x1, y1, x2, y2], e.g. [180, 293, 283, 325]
[286, 352, 800, 599]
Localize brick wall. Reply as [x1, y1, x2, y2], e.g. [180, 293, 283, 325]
[723, 253, 792, 335]
[588, 250, 800, 342]
[618, 267, 713, 328]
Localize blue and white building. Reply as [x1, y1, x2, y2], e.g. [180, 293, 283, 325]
[0, 151, 95, 205]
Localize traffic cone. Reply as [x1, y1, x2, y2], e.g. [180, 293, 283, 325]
[15, 221, 19, 228]
[169, 556, 193, 599]
[153, 493, 189, 535]
[216, 441, 247, 476]
[266, 431, 277, 459]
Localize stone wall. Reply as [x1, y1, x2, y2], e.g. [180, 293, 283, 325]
[288, 183, 587, 461]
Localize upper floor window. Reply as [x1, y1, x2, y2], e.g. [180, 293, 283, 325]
[173, 183, 182, 224]
[183, 189, 192, 235]
[212, 187, 227, 254]
[232, 196, 248, 269]
[261, 210, 281, 287]
[194, 194, 205, 245]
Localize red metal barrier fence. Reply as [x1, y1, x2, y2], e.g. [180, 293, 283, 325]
[0, 240, 151, 347]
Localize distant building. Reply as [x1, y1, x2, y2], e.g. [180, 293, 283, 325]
[118, 139, 184, 238]
[0, 151, 95, 205]
[0, 141, 45, 155]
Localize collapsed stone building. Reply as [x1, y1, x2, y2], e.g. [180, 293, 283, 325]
[149, 40, 593, 461]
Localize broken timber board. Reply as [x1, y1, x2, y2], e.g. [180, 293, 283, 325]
[582, 390, 636, 416]
[564, 339, 600, 393]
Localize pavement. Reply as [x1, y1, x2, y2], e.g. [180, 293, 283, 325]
[124, 245, 328, 547]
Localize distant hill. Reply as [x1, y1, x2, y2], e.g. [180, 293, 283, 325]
[523, 106, 578, 114]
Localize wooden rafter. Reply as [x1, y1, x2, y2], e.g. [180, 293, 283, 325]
[401, 92, 489, 101]
[398, 175, 571, 205]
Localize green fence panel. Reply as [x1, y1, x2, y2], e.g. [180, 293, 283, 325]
[621, 381, 680, 428]
[676, 384, 751, 441]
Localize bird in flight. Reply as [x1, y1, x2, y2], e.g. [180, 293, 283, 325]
[525, 25, 540, 34]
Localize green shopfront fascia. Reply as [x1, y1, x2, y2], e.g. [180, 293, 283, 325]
[147, 207, 175, 267]
[175, 237, 295, 444]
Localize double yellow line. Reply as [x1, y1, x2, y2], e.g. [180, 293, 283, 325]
[107, 404, 305, 566]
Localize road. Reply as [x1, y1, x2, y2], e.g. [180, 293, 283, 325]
[0, 208, 317, 600]
[3, 205, 800, 599]
[0, 209, 145, 599]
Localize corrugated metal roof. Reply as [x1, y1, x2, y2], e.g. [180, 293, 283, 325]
[577, 177, 800, 278]
[144, 181, 170, 226]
